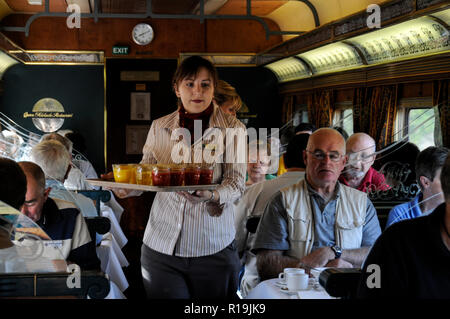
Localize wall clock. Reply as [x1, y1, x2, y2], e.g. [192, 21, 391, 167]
[132, 23, 154, 46]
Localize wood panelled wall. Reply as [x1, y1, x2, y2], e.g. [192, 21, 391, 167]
[1, 14, 282, 57]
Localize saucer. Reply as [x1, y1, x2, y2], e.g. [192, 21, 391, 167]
[280, 286, 307, 294]
[275, 280, 286, 287]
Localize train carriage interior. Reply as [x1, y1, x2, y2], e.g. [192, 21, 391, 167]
[0, 0, 449, 302]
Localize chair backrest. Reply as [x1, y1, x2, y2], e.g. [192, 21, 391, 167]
[76, 190, 111, 216]
[318, 268, 362, 299]
[246, 216, 261, 234]
[0, 270, 110, 299]
[85, 217, 111, 243]
[372, 200, 409, 230]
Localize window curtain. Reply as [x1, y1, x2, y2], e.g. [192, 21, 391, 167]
[307, 89, 334, 128]
[353, 85, 398, 150]
[282, 95, 294, 125]
[433, 80, 449, 147]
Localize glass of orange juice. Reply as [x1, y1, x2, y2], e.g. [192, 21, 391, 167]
[113, 164, 132, 183]
[136, 164, 154, 185]
[128, 164, 137, 184]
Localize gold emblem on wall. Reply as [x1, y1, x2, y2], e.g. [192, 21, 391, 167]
[24, 98, 73, 133]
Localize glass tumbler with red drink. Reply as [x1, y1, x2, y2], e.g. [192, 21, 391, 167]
[170, 164, 185, 186]
[199, 164, 214, 185]
[184, 164, 201, 186]
[152, 165, 171, 186]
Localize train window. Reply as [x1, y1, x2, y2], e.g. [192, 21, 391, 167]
[396, 98, 437, 150]
[333, 105, 354, 136]
[406, 108, 436, 150]
[293, 105, 308, 127]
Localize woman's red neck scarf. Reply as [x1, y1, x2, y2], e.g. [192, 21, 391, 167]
[178, 103, 214, 143]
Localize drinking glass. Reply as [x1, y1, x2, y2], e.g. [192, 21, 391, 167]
[152, 165, 171, 186]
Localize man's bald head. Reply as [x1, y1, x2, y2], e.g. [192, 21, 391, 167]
[304, 128, 347, 190]
[18, 161, 49, 222]
[344, 132, 377, 180]
[18, 161, 46, 192]
[307, 128, 346, 155]
[346, 133, 376, 154]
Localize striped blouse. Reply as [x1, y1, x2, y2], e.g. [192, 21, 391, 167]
[141, 105, 247, 257]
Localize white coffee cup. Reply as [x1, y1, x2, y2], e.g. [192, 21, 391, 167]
[278, 268, 305, 283]
[286, 272, 309, 292]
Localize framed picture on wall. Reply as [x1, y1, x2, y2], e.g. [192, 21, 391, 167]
[126, 125, 150, 154]
[130, 92, 151, 120]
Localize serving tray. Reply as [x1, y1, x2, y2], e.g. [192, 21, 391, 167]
[86, 179, 218, 192]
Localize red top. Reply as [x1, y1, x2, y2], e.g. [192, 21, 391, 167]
[339, 167, 390, 193]
[178, 103, 214, 143]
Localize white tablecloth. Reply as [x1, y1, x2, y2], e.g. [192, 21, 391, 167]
[100, 193, 124, 223]
[100, 206, 128, 248]
[105, 281, 126, 299]
[96, 233, 129, 292]
[245, 278, 335, 299]
[88, 281, 126, 299]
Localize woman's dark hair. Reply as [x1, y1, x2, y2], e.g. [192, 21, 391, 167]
[440, 153, 450, 201]
[284, 133, 309, 169]
[0, 157, 27, 210]
[375, 141, 420, 186]
[65, 131, 86, 154]
[294, 123, 316, 134]
[172, 56, 219, 89]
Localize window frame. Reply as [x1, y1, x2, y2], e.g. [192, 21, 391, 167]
[332, 101, 353, 135]
[396, 97, 436, 149]
[292, 103, 309, 127]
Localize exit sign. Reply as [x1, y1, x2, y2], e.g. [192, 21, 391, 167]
[113, 46, 129, 55]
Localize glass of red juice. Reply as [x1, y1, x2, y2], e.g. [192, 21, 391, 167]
[199, 164, 214, 185]
[184, 164, 201, 186]
[170, 164, 185, 186]
[152, 165, 171, 186]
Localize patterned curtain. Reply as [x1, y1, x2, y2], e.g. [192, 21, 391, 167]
[433, 80, 450, 147]
[353, 85, 398, 150]
[353, 87, 370, 133]
[282, 95, 294, 125]
[307, 89, 334, 128]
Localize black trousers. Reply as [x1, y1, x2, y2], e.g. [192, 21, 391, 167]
[140, 242, 241, 299]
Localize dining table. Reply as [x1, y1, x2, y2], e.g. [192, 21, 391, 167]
[245, 268, 336, 299]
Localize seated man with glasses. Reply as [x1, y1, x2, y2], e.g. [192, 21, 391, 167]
[339, 132, 390, 193]
[251, 128, 381, 284]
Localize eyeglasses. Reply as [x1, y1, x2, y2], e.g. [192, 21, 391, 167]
[306, 150, 343, 162]
[347, 152, 374, 164]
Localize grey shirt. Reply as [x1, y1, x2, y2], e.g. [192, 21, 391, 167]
[252, 181, 382, 254]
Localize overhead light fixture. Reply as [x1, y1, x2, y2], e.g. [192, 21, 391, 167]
[297, 42, 363, 75]
[0, 51, 19, 80]
[265, 57, 310, 82]
[349, 15, 450, 65]
[265, 8, 450, 83]
[27, 0, 43, 5]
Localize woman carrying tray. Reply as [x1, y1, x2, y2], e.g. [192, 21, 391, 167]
[105, 56, 246, 299]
